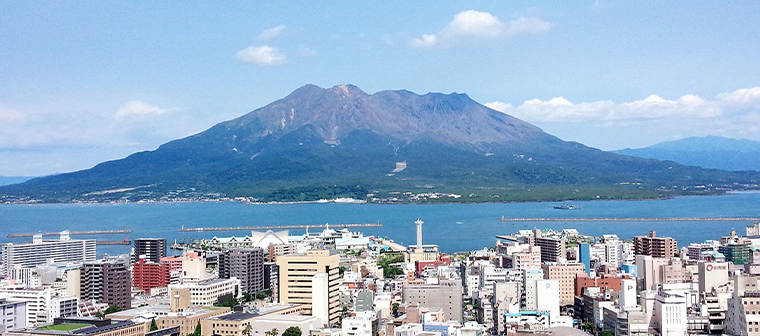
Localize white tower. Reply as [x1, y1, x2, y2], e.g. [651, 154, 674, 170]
[415, 218, 423, 249]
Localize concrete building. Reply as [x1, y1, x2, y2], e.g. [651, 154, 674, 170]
[202, 312, 322, 336]
[1, 233, 96, 276]
[532, 237, 566, 263]
[725, 275, 760, 336]
[168, 278, 240, 307]
[80, 254, 131, 310]
[522, 269, 543, 310]
[652, 291, 687, 336]
[541, 263, 585, 305]
[218, 248, 265, 294]
[132, 238, 167, 263]
[633, 231, 677, 258]
[574, 274, 630, 297]
[0, 287, 51, 327]
[698, 261, 730, 294]
[263, 262, 279, 302]
[276, 250, 341, 325]
[49, 296, 79, 321]
[133, 258, 171, 291]
[341, 311, 379, 336]
[0, 298, 26, 332]
[107, 303, 231, 336]
[402, 279, 463, 322]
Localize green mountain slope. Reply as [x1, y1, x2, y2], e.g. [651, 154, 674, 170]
[2, 85, 758, 203]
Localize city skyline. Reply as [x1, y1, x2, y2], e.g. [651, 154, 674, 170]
[1, 1, 759, 176]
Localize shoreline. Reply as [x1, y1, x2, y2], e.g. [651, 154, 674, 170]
[1, 189, 753, 206]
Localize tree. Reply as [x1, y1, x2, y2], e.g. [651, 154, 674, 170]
[265, 328, 279, 336]
[150, 318, 159, 331]
[189, 321, 202, 336]
[103, 305, 121, 315]
[283, 327, 301, 336]
[600, 330, 614, 336]
[243, 324, 252, 336]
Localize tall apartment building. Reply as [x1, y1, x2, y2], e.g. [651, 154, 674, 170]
[264, 262, 279, 302]
[218, 248, 264, 294]
[1, 233, 96, 276]
[81, 254, 131, 310]
[132, 238, 167, 263]
[633, 231, 677, 258]
[541, 263, 585, 305]
[276, 250, 340, 325]
[133, 258, 171, 291]
[402, 279, 463, 322]
[531, 237, 566, 263]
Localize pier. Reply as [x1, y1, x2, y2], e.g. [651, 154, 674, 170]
[179, 222, 382, 232]
[7, 229, 132, 238]
[96, 240, 131, 245]
[499, 217, 760, 222]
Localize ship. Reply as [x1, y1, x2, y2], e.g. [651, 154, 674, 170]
[554, 203, 582, 210]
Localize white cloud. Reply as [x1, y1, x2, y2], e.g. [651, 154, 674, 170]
[296, 47, 317, 58]
[409, 34, 437, 48]
[717, 87, 760, 106]
[115, 100, 171, 118]
[487, 93, 722, 122]
[235, 45, 286, 66]
[409, 10, 552, 48]
[0, 107, 23, 121]
[257, 25, 286, 42]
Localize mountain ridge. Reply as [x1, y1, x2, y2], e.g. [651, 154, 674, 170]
[613, 136, 760, 171]
[2, 85, 758, 203]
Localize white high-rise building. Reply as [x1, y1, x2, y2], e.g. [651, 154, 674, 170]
[522, 269, 543, 310]
[1, 233, 95, 276]
[653, 291, 687, 336]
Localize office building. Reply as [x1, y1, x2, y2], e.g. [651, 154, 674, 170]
[402, 279, 463, 322]
[276, 250, 341, 325]
[81, 254, 131, 310]
[541, 263, 585, 305]
[1, 232, 96, 276]
[132, 238, 167, 263]
[633, 231, 677, 258]
[218, 248, 265, 293]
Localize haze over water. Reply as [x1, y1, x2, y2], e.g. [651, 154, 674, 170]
[2, 192, 759, 255]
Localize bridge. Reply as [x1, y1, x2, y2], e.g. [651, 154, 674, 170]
[179, 222, 382, 232]
[7, 229, 132, 238]
[499, 217, 760, 222]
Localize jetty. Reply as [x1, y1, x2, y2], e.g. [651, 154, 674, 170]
[96, 240, 131, 245]
[7, 229, 132, 238]
[499, 217, 760, 222]
[179, 222, 382, 232]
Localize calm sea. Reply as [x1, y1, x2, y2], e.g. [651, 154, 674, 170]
[1, 191, 759, 255]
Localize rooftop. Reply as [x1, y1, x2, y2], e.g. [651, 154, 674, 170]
[215, 313, 257, 321]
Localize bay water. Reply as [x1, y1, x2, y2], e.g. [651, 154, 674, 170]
[1, 191, 759, 256]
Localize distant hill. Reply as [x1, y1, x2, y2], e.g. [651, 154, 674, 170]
[613, 136, 760, 171]
[0, 176, 33, 187]
[2, 85, 759, 203]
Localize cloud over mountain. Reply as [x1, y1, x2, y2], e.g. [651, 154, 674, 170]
[410, 10, 552, 48]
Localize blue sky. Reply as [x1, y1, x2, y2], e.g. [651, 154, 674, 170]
[1, 1, 759, 176]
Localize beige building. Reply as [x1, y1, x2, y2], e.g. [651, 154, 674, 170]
[168, 278, 240, 307]
[108, 303, 230, 336]
[541, 263, 585, 305]
[276, 250, 340, 325]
